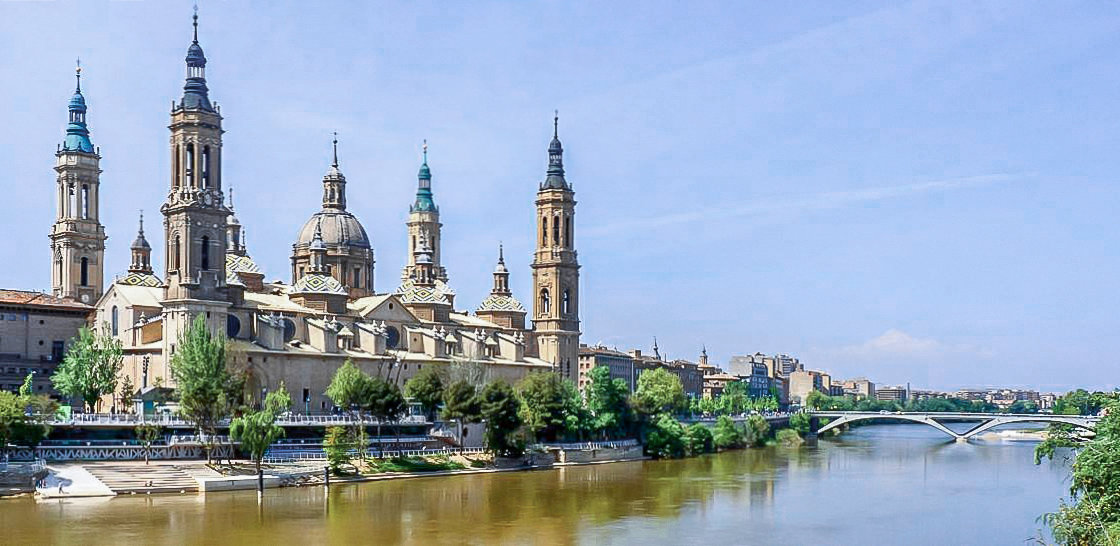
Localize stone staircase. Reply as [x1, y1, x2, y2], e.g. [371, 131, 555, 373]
[83, 463, 200, 494]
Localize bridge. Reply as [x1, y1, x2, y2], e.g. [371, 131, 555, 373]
[810, 411, 1100, 441]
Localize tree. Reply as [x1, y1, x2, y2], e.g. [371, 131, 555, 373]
[118, 375, 135, 414]
[326, 359, 374, 460]
[479, 380, 524, 457]
[789, 412, 811, 436]
[633, 368, 687, 417]
[230, 384, 291, 494]
[442, 380, 480, 453]
[645, 414, 686, 459]
[52, 325, 123, 412]
[516, 372, 570, 442]
[586, 366, 631, 440]
[169, 315, 238, 464]
[1006, 400, 1039, 414]
[713, 415, 744, 450]
[560, 379, 592, 441]
[366, 378, 406, 457]
[404, 367, 444, 419]
[136, 424, 163, 465]
[324, 426, 353, 474]
[1038, 401, 1120, 543]
[0, 389, 54, 459]
[744, 414, 770, 447]
[685, 423, 714, 456]
[0, 392, 24, 459]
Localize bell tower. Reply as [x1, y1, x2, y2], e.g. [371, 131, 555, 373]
[50, 62, 107, 304]
[160, 9, 231, 340]
[402, 140, 448, 283]
[531, 113, 580, 382]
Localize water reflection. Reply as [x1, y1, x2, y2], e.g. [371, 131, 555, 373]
[0, 424, 1069, 545]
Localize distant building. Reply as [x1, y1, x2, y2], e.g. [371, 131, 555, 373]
[876, 386, 908, 403]
[839, 378, 875, 399]
[0, 289, 91, 397]
[703, 372, 739, 399]
[578, 344, 635, 392]
[788, 370, 826, 406]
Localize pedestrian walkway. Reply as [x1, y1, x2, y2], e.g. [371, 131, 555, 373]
[37, 464, 115, 498]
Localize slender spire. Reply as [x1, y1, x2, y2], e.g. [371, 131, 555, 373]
[192, 4, 199, 43]
[331, 131, 339, 168]
[75, 58, 81, 92]
[138, 210, 144, 235]
[542, 110, 568, 190]
[62, 61, 93, 153]
[412, 139, 437, 212]
[181, 5, 212, 111]
[228, 186, 235, 209]
[498, 242, 505, 265]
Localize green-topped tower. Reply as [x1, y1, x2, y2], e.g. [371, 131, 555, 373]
[50, 60, 107, 304]
[402, 140, 450, 286]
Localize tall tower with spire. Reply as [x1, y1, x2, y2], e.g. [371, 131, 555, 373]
[531, 113, 580, 382]
[160, 9, 231, 340]
[50, 61, 107, 304]
[402, 140, 448, 284]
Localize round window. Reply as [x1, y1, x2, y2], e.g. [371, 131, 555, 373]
[386, 326, 400, 349]
[226, 314, 241, 338]
[282, 318, 297, 341]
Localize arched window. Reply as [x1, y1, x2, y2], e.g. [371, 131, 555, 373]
[201, 146, 211, 188]
[174, 145, 181, 188]
[80, 257, 89, 286]
[562, 289, 571, 315]
[111, 306, 119, 336]
[185, 144, 195, 187]
[171, 235, 181, 271]
[552, 214, 560, 247]
[81, 185, 90, 219]
[541, 216, 548, 246]
[200, 236, 210, 270]
[564, 215, 571, 248]
[540, 288, 551, 314]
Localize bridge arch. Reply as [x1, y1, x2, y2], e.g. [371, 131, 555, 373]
[815, 414, 963, 439]
[812, 412, 1100, 441]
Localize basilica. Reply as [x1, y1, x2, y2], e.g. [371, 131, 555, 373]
[48, 14, 581, 411]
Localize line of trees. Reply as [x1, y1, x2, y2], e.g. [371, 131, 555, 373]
[0, 373, 56, 459]
[688, 381, 779, 417]
[803, 390, 1042, 414]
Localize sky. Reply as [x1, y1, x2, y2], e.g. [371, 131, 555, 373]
[1, 1, 1117, 392]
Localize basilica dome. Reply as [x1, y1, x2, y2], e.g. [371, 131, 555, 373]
[295, 210, 371, 250]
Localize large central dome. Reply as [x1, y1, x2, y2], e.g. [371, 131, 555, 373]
[295, 209, 370, 249]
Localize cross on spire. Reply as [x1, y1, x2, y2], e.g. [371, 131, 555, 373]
[138, 210, 144, 235]
[422, 139, 428, 164]
[498, 242, 505, 264]
[75, 58, 82, 92]
[192, 4, 199, 43]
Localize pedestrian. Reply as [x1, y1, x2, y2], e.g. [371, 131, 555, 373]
[58, 482, 63, 494]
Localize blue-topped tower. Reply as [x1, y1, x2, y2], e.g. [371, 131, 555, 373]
[51, 60, 107, 304]
[161, 7, 232, 345]
[402, 140, 449, 283]
[531, 111, 580, 382]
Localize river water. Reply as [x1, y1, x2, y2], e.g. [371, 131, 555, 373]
[0, 424, 1072, 545]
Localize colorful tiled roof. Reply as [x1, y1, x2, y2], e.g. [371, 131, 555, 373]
[477, 293, 525, 312]
[117, 272, 162, 288]
[292, 273, 347, 295]
[226, 253, 261, 274]
[395, 280, 451, 306]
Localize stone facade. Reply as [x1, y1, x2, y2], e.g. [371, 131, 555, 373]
[0, 290, 90, 396]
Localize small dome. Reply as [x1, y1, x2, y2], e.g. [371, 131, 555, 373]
[131, 233, 151, 250]
[186, 42, 207, 67]
[295, 210, 371, 250]
[68, 91, 87, 112]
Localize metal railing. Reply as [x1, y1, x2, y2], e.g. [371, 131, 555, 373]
[540, 439, 640, 451]
[262, 446, 486, 464]
[51, 413, 431, 427]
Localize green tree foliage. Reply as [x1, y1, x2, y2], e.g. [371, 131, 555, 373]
[135, 424, 162, 465]
[805, 390, 827, 410]
[404, 367, 444, 418]
[324, 426, 354, 474]
[585, 366, 631, 440]
[169, 315, 241, 464]
[743, 414, 771, 447]
[366, 378, 406, 456]
[789, 412, 811, 436]
[712, 415, 744, 449]
[561, 379, 592, 441]
[52, 325, 123, 412]
[0, 388, 55, 457]
[479, 380, 524, 457]
[645, 414, 687, 459]
[118, 375, 135, 414]
[1005, 400, 1039, 414]
[633, 368, 687, 417]
[230, 384, 291, 492]
[1038, 400, 1120, 544]
[442, 380, 481, 452]
[1052, 389, 1119, 416]
[516, 372, 570, 442]
[776, 428, 803, 447]
[685, 423, 714, 456]
[326, 359, 373, 459]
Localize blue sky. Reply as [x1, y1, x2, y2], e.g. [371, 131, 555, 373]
[1, 1, 1117, 392]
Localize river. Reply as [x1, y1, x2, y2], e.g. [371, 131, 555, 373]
[0, 423, 1072, 545]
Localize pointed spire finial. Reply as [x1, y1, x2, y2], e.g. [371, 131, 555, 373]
[331, 131, 339, 167]
[138, 209, 144, 235]
[192, 4, 199, 43]
[553, 109, 559, 138]
[498, 242, 505, 264]
[75, 58, 82, 92]
[422, 139, 428, 164]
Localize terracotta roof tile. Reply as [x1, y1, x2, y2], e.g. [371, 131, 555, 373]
[0, 289, 92, 310]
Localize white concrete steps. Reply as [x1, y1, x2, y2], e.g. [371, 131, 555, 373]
[83, 463, 199, 494]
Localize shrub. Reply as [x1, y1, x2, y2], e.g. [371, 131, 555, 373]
[776, 428, 803, 447]
[744, 414, 771, 447]
[645, 414, 687, 459]
[685, 423, 714, 456]
[713, 415, 744, 450]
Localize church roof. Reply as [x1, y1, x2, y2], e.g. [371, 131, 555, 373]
[292, 273, 348, 295]
[477, 293, 525, 313]
[226, 253, 261, 274]
[395, 279, 451, 306]
[295, 210, 371, 250]
[0, 289, 91, 310]
[117, 272, 162, 288]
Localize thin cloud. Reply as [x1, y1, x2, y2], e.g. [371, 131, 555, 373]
[583, 172, 1027, 237]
